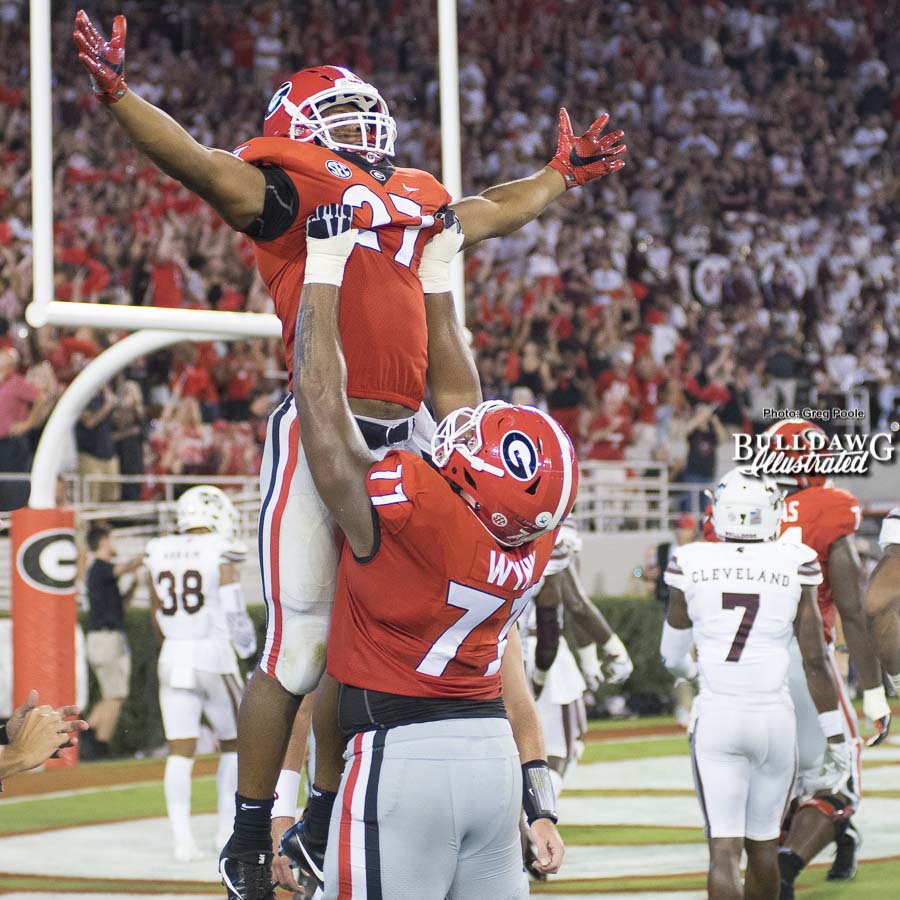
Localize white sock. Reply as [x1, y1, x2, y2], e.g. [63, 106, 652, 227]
[216, 751, 238, 846]
[164, 755, 195, 848]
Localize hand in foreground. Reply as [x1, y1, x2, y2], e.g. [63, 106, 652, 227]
[73, 10, 128, 104]
[7, 689, 88, 749]
[529, 818, 565, 875]
[271, 816, 305, 892]
[1, 707, 69, 778]
[548, 108, 626, 189]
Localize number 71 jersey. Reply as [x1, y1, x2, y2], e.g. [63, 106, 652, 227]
[327, 452, 556, 700]
[664, 540, 823, 698]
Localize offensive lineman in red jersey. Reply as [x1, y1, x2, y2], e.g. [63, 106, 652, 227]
[728, 420, 888, 899]
[73, 12, 625, 896]
[295, 204, 577, 897]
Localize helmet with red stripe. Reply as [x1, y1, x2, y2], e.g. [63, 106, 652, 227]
[431, 401, 578, 547]
[263, 65, 396, 157]
[762, 418, 829, 488]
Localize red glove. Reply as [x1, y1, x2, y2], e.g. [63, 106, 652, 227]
[547, 108, 626, 189]
[73, 10, 128, 105]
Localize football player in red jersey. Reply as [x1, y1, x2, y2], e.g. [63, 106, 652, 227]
[73, 11, 625, 895]
[745, 420, 889, 899]
[865, 510, 900, 714]
[287, 204, 576, 898]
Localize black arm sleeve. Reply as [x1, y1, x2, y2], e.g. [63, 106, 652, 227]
[534, 605, 560, 672]
[241, 165, 300, 242]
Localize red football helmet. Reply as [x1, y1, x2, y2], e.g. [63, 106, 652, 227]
[263, 66, 396, 157]
[432, 401, 579, 547]
[762, 418, 829, 488]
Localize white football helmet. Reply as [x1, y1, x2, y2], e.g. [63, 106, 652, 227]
[176, 485, 238, 538]
[711, 468, 783, 542]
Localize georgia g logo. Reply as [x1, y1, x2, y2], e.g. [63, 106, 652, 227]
[501, 431, 539, 481]
[16, 528, 77, 594]
[266, 82, 293, 119]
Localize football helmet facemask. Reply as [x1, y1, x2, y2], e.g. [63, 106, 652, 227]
[264, 65, 396, 157]
[176, 485, 238, 538]
[432, 401, 578, 547]
[711, 467, 784, 542]
[761, 418, 830, 488]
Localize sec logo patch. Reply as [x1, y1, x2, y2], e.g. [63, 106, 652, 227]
[501, 431, 539, 481]
[16, 528, 77, 594]
[326, 159, 353, 179]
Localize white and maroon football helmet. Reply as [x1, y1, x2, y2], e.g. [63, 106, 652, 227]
[264, 65, 396, 157]
[432, 400, 579, 547]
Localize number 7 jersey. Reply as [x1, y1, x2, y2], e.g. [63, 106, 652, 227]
[327, 452, 556, 700]
[664, 540, 823, 699]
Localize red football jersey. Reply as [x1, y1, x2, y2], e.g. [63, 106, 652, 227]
[779, 484, 860, 642]
[233, 138, 451, 408]
[327, 452, 556, 700]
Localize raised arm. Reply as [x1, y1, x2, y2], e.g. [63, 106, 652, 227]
[452, 109, 625, 249]
[74, 11, 265, 231]
[419, 208, 482, 418]
[293, 205, 376, 558]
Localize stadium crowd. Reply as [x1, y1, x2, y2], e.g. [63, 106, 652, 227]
[0, 0, 898, 505]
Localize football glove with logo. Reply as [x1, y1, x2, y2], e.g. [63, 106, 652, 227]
[418, 206, 465, 294]
[73, 10, 128, 105]
[804, 740, 853, 795]
[548, 108, 626, 189]
[304, 203, 358, 286]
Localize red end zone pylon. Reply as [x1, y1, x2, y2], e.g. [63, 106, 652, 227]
[11, 506, 79, 766]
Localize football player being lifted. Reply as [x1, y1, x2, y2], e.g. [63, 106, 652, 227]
[865, 510, 900, 714]
[146, 486, 257, 862]
[662, 469, 850, 900]
[73, 11, 626, 896]
[759, 420, 888, 898]
[291, 203, 576, 898]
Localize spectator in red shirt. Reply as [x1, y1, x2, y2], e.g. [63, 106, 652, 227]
[0, 350, 51, 510]
[582, 388, 633, 461]
[595, 347, 641, 414]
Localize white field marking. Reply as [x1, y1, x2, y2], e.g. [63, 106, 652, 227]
[0, 775, 216, 805]
[0, 814, 222, 882]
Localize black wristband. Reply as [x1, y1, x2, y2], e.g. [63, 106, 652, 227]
[0, 723, 8, 745]
[522, 760, 558, 825]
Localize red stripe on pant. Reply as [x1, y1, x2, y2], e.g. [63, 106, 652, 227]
[830, 656, 862, 796]
[264, 415, 300, 678]
[338, 733, 365, 898]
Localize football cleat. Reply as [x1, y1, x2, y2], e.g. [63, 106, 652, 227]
[281, 818, 325, 890]
[827, 821, 861, 881]
[219, 842, 276, 900]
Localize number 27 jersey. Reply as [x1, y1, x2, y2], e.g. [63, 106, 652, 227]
[664, 540, 822, 699]
[327, 452, 556, 700]
[234, 137, 451, 408]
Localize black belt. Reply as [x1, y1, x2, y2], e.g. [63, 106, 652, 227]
[354, 417, 413, 450]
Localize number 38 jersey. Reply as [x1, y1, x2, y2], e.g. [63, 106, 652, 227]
[233, 137, 451, 408]
[145, 533, 246, 672]
[327, 452, 556, 700]
[664, 541, 823, 700]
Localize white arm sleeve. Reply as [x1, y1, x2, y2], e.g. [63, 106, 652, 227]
[660, 621, 697, 680]
[879, 508, 900, 550]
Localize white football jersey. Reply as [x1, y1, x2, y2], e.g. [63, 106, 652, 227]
[879, 508, 900, 550]
[145, 532, 246, 673]
[665, 540, 822, 700]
